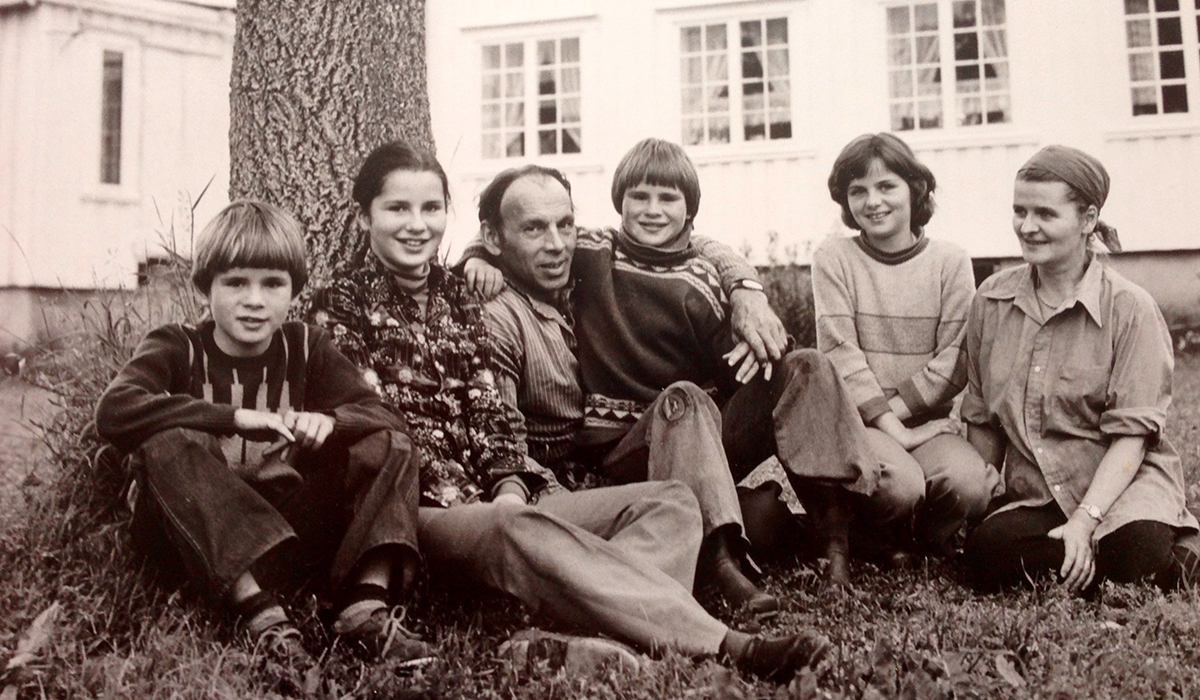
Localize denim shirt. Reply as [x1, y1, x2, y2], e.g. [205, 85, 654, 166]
[963, 257, 1197, 538]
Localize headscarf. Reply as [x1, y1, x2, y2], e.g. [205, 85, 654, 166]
[1017, 145, 1121, 252]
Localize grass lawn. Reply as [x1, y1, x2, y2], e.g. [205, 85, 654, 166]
[3, 307, 1200, 698]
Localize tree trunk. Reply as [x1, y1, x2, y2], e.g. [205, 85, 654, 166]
[229, 0, 433, 293]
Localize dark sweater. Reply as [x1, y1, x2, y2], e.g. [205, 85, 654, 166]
[573, 227, 737, 445]
[95, 320, 401, 454]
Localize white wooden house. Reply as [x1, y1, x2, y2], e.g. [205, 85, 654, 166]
[0, 0, 234, 349]
[425, 0, 1200, 304]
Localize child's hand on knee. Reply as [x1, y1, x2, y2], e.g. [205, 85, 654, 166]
[234, 408, 296, 442]
[282, 410, 336, 452]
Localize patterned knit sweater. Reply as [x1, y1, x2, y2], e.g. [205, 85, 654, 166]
[812, 233, 975, 425]
[95, 321, 401, 463]
[573, 227, 737, 445]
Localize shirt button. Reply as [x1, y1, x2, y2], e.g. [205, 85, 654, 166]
[1033, 366, 1041, 373]
[1036, 447, 1043, 453]
[1053, 484, 1062, 492]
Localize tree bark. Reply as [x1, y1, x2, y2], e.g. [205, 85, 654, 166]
[229, 0, 433, 293]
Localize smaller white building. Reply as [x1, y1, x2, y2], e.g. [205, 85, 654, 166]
[0, 0, 234, 349]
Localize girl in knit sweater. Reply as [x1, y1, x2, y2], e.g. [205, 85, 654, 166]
[815, 133, 999, 560]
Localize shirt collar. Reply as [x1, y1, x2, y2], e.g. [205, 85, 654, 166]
[506, 276, 573, 326]
[981, 257, 1105, 327]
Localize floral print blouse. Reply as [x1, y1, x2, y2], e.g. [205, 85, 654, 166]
[310, 258, 551, 507]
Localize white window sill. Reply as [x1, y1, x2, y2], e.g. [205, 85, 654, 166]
[82, 187, 141, 206]
[900, 128, 1041, 153]
[1103, 118, 1200, 142]
[685, 142, 817, 165]
[461, 158, 605, 179]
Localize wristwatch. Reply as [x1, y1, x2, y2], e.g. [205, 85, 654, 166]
[731, 278, 765, 293]
[1076, 502, 1103, 521]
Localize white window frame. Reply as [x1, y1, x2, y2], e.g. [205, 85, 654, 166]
[1122, 0, 1200, 118]
[475, 23, 590, 162]
[661, 1, 805, 156]
[883, 0, 1013, 133]
[84, 36, 142, 203]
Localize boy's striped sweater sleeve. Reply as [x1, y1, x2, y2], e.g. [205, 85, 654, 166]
[893, 251, 973, 417]
[812, 246, 891, 422]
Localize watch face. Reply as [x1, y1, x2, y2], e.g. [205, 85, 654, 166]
[738, 280, 765, 292]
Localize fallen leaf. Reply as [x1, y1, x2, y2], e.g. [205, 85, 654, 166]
[4, 602, 61, 672]
[994, 652, 1026, 689]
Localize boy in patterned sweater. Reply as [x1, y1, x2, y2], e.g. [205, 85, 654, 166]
[95, 201, 425, 669]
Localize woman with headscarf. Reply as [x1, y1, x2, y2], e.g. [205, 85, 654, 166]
[961, 144, 1198, 594]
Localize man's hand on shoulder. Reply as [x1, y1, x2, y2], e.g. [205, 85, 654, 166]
[464, 258, 507, 300]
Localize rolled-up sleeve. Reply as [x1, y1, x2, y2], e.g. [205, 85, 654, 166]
[960, 294, 992, 426]
[1100, 291, 1173, 438]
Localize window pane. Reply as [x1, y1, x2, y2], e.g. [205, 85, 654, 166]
[482, 104, 501, 128]
[1162, 83, 1189, 112]
[890, 70, 914, 97]
[744, 83, 764, 112]
[953, 0, 977, 28]
[483, 45, 501, 69]
[682, 26, 702, 52]
[891, 102, 915, 131]
[769, 117, 792, 140]
[505, 72, 523, 97]
[539, 100, 556, 125]
[561, 37, 580, 63]
[890, 37, 914, 65]
[916, 35, 940, 62]
[562, 66, 580, 92]
[708, 116, 730, 143]
[955, 31, 979, 60]
[1125, 0, 1150, 12]
[741, 20, 763, 48]
[984, 62, 1009, 91]
[505, 103, 524, 127]
[506, 132, 525, 157]
[1160, 50, 1186, 78]
[1158, 17, 1183, 45]
[706, 24, 727, 50]
[539, 69, 556, 95]
[981, 0, 1006, 25]
[767, 48, 789, 77]
[562, 97, 580, 123]
[918, 67, 942, 95]
[683, 57, 702, 83]
[744, 110, 765, 141]
[539, 130, 557, 154]
[505, 43, 523, 67]
[766, 18, 788, 44]
[707, 54, 728, 81]
[742, 50, 764, 79]
[768, 80, 790, 108]
[482, 133, 501, 159]
[1126, 19, 1152, 47]
[562, 127, 581, 153]
[986, 94, 1010, 123]
[919, 99, 943, 128]
[982, 29, 1007, 58]
[101, 50, 123, 185]
[538, 40, 555, 65]
[1155, 0, 1179, 10]
[958, 96, 982, 125]
[682, 87, 703, 114]
[482, 74, 500, 99]
[915, 3, 939, 30]
[956, 63, 981, 91]
[1132, 86, 1158, 113]
[888, 6, 911, 35]
[682, 118, 704, 145]
[707, 85, 729, 112]
[1130, 52, 1156, 80]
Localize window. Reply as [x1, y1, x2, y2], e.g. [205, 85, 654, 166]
[1123, 0, 1198, 115]
[679, 17, 791, 146]
[885, 0, 1010, 131]
[481, 37, 581, 159]
[100, 50, 123, 184]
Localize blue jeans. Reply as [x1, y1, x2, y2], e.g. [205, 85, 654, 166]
[128, 427, 420, 598]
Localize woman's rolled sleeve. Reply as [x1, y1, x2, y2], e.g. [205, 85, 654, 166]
[1100, 290, 1173, 439]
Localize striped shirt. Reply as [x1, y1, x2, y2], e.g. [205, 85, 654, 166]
[484, 283, 584, 468]
[813, 233, 974, 424]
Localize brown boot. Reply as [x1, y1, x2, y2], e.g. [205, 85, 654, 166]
[792, 481, 852, 586]
[706, 526, 780, 616]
